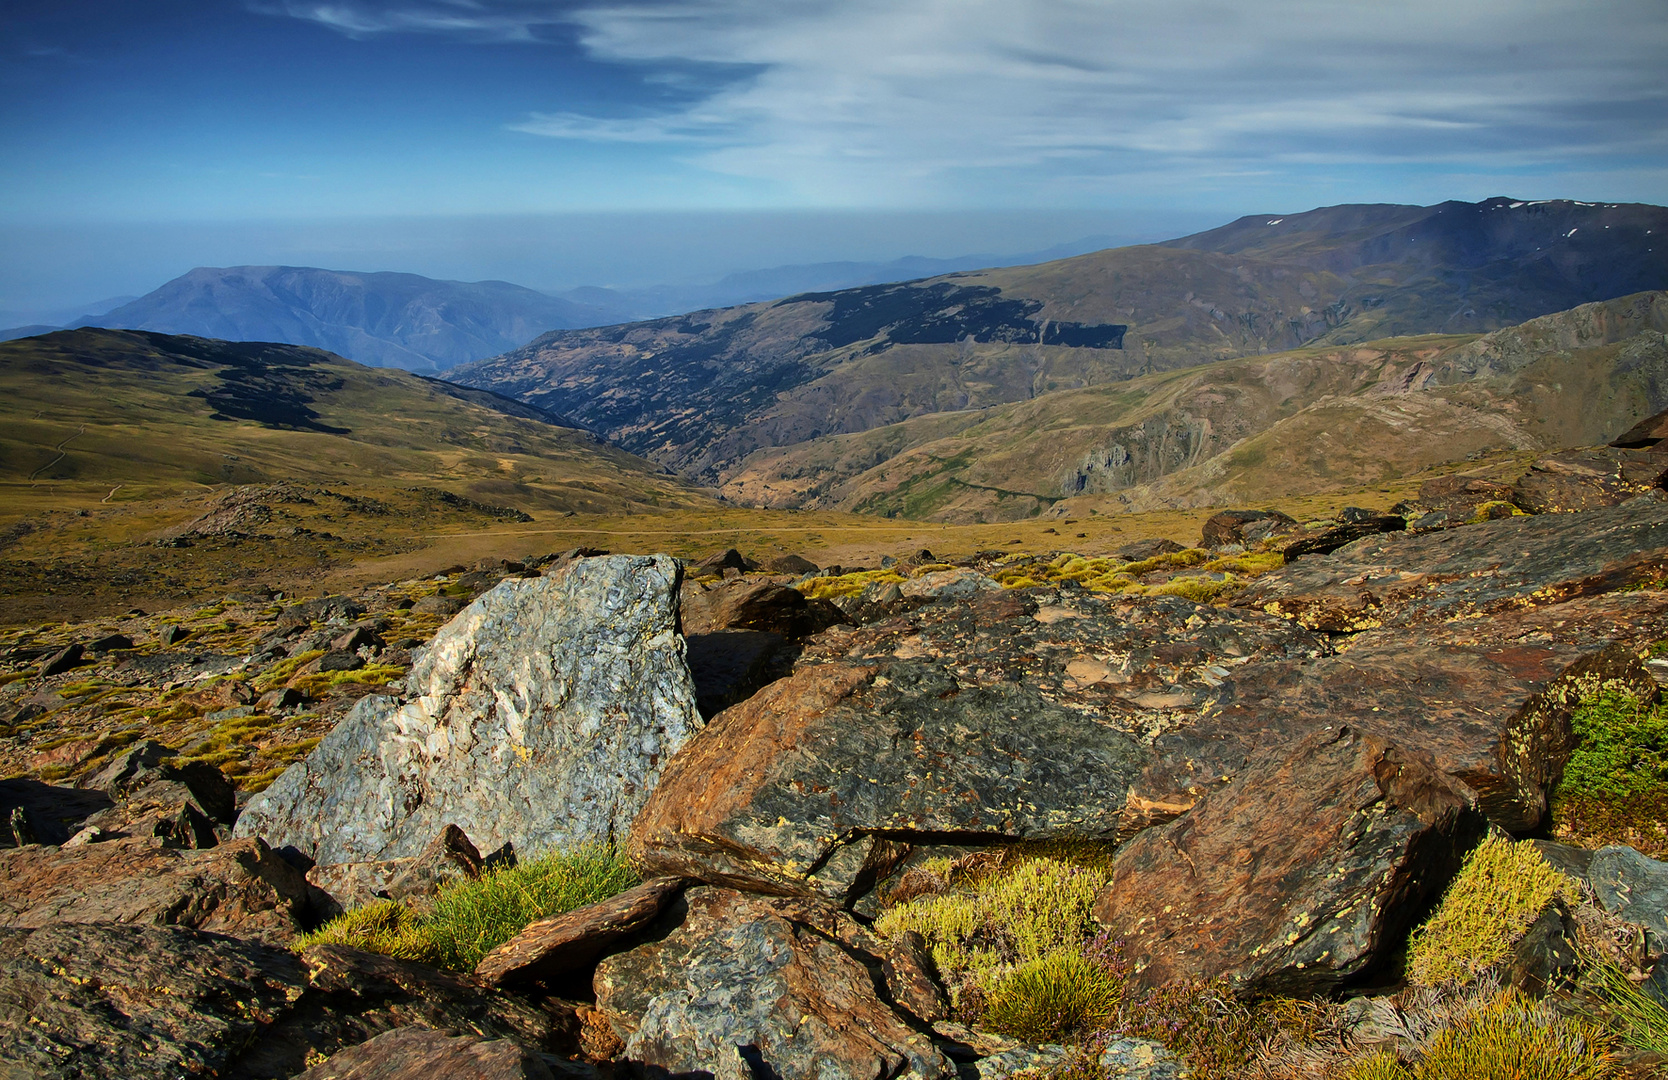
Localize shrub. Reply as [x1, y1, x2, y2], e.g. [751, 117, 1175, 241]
[982, 949, 1121, 1042]
[1406, 834, 1578, 988]
[297, 842, 639, 971]
[1414, 990, 1615, 1080]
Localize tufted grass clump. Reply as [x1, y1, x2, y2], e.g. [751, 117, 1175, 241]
[1407, 835, 1579, 988]
[1342, 1050, 1414, 1080]
[296, 842, 639, 971]
[1414, 990, 1616, 1080]
[1583, 954, 1668, 1056]
[796, 568, 907, 600]
[873, 852, 1108, 1015]
[981, 949, 1121, 1042]
[1552, 689, 1668, 857]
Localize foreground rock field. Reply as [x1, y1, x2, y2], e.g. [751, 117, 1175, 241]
[3, 437, 1668, 1079]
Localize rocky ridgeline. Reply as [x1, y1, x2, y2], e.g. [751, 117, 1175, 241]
[1, 432, 1667, 1077]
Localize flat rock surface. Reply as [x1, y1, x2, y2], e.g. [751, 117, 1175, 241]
[0, 922, 307, 1080]
[594, 886, 953, 1080]
[0, 835, 310, 943]
[294, 1026, 557, 1080]
[1233, 494, 1668, 632]
[1095, 727, 1486, 997]
[235, 555, 703, 864]
[1590, 845, 1668, 940]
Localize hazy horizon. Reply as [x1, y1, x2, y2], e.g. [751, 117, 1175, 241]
[4, 0, 1664, 317]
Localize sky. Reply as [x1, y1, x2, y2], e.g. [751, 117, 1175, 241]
[2, 0, 1665, 315]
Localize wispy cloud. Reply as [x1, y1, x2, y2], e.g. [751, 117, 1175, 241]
[264, 0, 1668, 204]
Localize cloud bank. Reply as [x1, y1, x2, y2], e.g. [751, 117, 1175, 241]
[259, 1, 1668, 205]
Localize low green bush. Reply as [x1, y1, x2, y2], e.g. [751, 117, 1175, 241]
[297, 842, 638, 971]
[1553, 689, 1668, 857]
[981, 949, 1120, 1042]
[1406, 834, 1578, 988]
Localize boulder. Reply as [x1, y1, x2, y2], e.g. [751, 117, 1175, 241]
[684, 629, 787, 719]
[1415, 475, 1516, 514]
[1277, 513, 1404, 559]
[0, 835, 312, 943]
[694, 548, 754, 576]
[308, 824, 485, 915]
[1509, 446, 1668, 514]
[294, 1026, 558, 1080]
[1200, 509, 1296, 549]
[410, 594, 464, 617]
[1612, 405, 1668, 449]
[1589, 845, 1668, 941]
[899, 568, 1003, 601]
[476, 876, 687, 990]
[633, 589, 1323, 899]
[1233, 495, 1668, 632]
[593, 886, 954, 1080]
[280, 595, 368, 628]
[1115, 537, 1185, 561]
[680, 578, 842, 639]
[81, 739, 237, 844]
[234, 555, 703, 865]
[1093, 727, 1486, 997]
[38, 642, 85, 678]
[764, 554, 820, 575]
[0, 922, 307, 1080]
[0, 779, 110, 847]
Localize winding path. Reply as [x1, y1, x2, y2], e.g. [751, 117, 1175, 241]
[28, 424, 86, 483]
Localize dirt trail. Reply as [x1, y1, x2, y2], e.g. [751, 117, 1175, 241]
[28, 424, 87, 483]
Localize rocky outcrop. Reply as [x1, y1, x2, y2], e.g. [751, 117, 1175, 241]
[1612, 405, 1668, 449]
[1276, 509, 1405, 559]
[1589, 845, 1668, 940]
[78, 739, 237, 847]
[235, 556, 703, 865]
[0, 922, 310, 1079]
[1234, 494, 1668, 632]
[633, 590, 1324, 898]
[1509, 446, 1668, 513]
[306, 824, 485, 916]
[0, 836, 312, 943]
[1094, 727, 1486, 996]
[1200, 508, 1296, 548]
[593, 886, 955, 1080]
[294, 1026, 558, 1080]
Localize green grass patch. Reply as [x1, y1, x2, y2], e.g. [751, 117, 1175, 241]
[1414, 990, 1616, 1079]
[286, 663, 404, 696]
[1552, 689, 1668, 857]
[982, 949, 1120, 1042]
[1583, 954, 1668, 1057]
[1407, 835, 1579, 988]
[297, 843, 639, 971]
[252, 650, 326, 691]
[797, 569, 906, 600]
[0, 670, 33, 687]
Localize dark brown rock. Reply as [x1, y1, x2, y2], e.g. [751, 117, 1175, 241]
[634, 589, 1323, 899]
[0, 779, 110, 847]
[680, 578, 841, 639]
[765, 553, 820, 574]
[38, 642, 85, 677]
[83, 739, 237, 833]
[1277, 513, 1404, 559]
[1200, 509, 1296, 548]
[87, 633, 134, 653]
[294, 1026, 558, 1080]
[308, 824, 486, 915]
[1416, 475, 1516, 513]
[1505, 901, 1578, 998]
[476, 876, 687, 990]
[694, 548, 754, 575]
[1510, 446, 1668, 513]
[684, 629, 788, 719]
[1612, 405, 1668, 449]
[1234, 495, 1668, 632]
[1115, 537, 1185, 560]
[0, 922, 308, 1080]
[593, 886, 953, 1080]
[410, 594, 464, 617]
[1094, 727, 1486, 997]
[0, 835, 312, 943]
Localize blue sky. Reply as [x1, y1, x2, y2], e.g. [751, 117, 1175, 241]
[2, 0, 1665, 313]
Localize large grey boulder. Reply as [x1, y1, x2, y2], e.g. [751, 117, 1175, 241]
[235, 555, 702, 865]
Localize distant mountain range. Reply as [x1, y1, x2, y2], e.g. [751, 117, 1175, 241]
[0, 239, 1115, 373]
[447, 197, 1668, 517]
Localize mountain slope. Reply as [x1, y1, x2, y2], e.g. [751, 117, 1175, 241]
[450, 198, 1668, 491]
[76, 267, 619, 374]
[720, 291, 1668, 522]
[0, 328, 705, 514]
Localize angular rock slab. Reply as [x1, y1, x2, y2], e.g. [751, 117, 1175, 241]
[477, 876, 687, 989]
[1590, 845, 1668, 941]
[0, 922, 307, 1080]
[0, 835, 311, 943]
[236, 555, 703, 864]
[294, 1026, 558, 1080]
[594, 886, 954, 1080]
[1233, 495, 1668, 633]
[1094, 727, 1487, 997]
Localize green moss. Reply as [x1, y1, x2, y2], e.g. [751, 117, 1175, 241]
[796, 569, 906, 600]
[253, 651, 325, 691]
[1552, 690, 1668, 857]
[874, 854, 1107, 1015]
[1407, 835, 1579, 988]
[297, 843, 639, 971]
